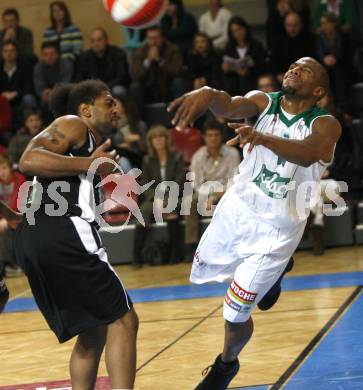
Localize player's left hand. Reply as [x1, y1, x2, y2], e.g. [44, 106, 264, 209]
[227, 123, 264, 153]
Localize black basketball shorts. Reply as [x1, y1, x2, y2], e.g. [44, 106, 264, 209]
[14, 210, 133, 343]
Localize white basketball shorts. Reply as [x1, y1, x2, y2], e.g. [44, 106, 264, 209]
[190, 186, 305, 323]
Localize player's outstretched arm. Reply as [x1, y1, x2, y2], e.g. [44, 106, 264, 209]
[19, 116, 118, 178]
[167, 87, 268, 130]
[229, 116, 341, 167]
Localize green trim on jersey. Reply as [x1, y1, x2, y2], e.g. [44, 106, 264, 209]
[266, 92, 330, 128]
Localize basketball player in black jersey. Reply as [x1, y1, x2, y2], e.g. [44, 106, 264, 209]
[15, 80, 138, 390]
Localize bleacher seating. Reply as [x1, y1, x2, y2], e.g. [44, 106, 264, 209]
[170, 126, 202, 164]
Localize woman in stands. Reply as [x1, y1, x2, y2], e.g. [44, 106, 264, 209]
[187, 32, 222, 90]
[42, 1, 83, 62]
[133, 125, 185, 267]
[221, 16, 266, 96]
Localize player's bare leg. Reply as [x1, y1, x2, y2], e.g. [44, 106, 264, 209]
[105, 308, 139, 389]
[195, 318, 253, 389]
[70, 326, 107, 390]
[223, 317, 254, 362]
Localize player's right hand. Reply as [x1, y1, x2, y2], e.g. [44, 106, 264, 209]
[90, 139, 120, 176]
[167, 87, 212, 131]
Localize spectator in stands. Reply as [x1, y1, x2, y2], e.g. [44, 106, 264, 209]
[42, 1, 83, 62]
[305, 92, 349, 255]
[0, 96, 11, 144]
[265, 0, 311, 50]
[7, 110, 43, 167]
[221, 16, 266, 96]
[33, 41, 73, 119]
[76, 28, 130, 98]
[0, 155, 25, 276]
[160, 0, 198, 59]
[0, 8, 34, 63]
[133, 125, 185, 267]
[184, 120, 240, 262]
[0, 40, 37, 128]
[187, 32, 222, 90]
[313, 0, 358, 34]
[130, 26, 185, 107]
[269, 12, 316, 83]
[316, 12, 354, 107]
[112, 96, 147, 169]
[318, 92, 353, 183]
[257, 73, 279, 93]
[121, 27, 146, 60]
[199, 0, 232, 50]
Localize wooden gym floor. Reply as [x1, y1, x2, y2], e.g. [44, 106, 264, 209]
[1, 246, 363, 389]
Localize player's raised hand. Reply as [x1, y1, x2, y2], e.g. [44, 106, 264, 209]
[91, 139, 120, 175]
[167, 87, 213, 130]
[227, 123, 263, 153]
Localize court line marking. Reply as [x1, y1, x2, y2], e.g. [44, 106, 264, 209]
[0, 303, 346, 339]
[138, 304, 348, 324]
[9, 288, 31, 300]
[136, 303, 223, 373]
[270, 285, 363, 389]
[0, 304, 346, 337]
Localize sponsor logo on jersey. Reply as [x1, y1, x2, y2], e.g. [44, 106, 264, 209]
[228, 280, 257, 304]
[253, 164, 291, 199]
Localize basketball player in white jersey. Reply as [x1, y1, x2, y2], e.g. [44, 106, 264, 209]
[168, 57, 341, 389]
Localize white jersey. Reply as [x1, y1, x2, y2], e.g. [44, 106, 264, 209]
[233, 92, 333, 229]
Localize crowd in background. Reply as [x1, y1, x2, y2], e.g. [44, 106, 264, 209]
[0, 0, 362, 273]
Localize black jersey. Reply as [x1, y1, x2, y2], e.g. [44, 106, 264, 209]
[31, 129, 103, 223]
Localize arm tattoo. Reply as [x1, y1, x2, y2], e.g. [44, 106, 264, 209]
[48, 125, 65, 145]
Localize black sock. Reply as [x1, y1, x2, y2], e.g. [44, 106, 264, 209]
[218, 354, 238, 366]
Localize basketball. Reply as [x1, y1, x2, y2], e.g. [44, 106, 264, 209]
[103, 0, 166, 29]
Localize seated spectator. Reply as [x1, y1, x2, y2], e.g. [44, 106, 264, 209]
[42, 1, 83, 62]
[221, 16, 266, 96]
[318, 91, 353, 183]
[160, 0, 198, 59]
[112, 96, 147, 169]
[121, 27, 146, 60]
[130, 26, 185, 108]
[0, 95, 12, 144]
[199, 0, 232, 50]
[33, 42, 74, 121]
[0, 8, 35, 63]
[184, 120, 240, 261]
[187, 32, 222, 90]
[308, 170, 340, 255]
[316, 12, 354, 107]
[269, 12, 316, 83]
[257, 73, 279, 93]
[8, 110, 43, 167]
[265, 0, 311, 50]
[313, 0, 358, 34]
[76, 28, 130, 98]
[0, 155, 25, 276]
[133, 125, 185, 267]
[306, 91, 350, 255]
[0, 40, 37, 128]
